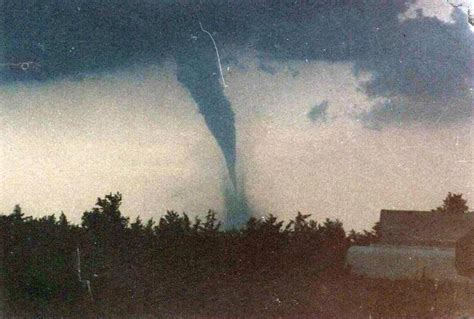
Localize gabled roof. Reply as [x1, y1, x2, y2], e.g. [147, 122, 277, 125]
[379, 210, 474, 247]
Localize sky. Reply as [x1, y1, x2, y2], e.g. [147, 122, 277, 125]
[1, 0, 473, 231]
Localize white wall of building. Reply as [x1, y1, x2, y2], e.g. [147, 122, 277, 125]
[347, 244, 472, 283]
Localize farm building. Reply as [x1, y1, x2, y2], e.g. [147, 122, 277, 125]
[347, 210, 474, 283]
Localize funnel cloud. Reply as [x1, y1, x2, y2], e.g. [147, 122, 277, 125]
[175, 27, 237, 189]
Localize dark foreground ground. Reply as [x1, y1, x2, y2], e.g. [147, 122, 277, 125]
[5, 271, 474, 318]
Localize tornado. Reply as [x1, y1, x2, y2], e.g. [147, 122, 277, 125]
[175, 25, 237, 189]
[0, 0, 5, 76]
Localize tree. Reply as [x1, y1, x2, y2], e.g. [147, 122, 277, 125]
[434, 192, 469, 215]
[79, 193, 130, 304]
[156, 211, 191, 238]
[81, 192, 129, 232]
[202, 210, 221, 235]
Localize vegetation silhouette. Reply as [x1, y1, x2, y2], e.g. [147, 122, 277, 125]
[0, 192, 472, 317]
[433, 192, 469, 215]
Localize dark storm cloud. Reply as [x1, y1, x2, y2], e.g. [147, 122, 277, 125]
[241, 2, 473, 126]
[356, 9, 473, 127]
[2, 1, 471, 125]
[308, 101, 328, 123]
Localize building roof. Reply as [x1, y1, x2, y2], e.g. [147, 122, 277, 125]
[379, 210, 474, 247]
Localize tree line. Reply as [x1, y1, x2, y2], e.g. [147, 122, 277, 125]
[0, 192, 378, 317]
[0, 192, 471, 318]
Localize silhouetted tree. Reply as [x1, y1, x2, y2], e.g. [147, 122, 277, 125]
[288, 212, 318, 233]
[81, 192, 129, 233]
[11, 205, 25, 223]
[202, 210, 221, 235]
[433, 192, 469, 215]
[285, 213, 321, 270]
[156, 210, 191, 239]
